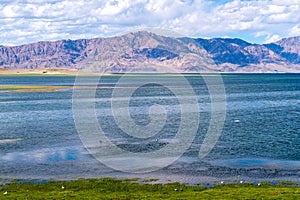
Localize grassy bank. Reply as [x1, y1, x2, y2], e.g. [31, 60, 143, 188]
[0, 178, 299, 199]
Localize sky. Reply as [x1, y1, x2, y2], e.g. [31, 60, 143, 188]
[0, 0, 300, 46]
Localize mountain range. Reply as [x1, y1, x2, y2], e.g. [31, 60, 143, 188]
[1, 31, 300, 73]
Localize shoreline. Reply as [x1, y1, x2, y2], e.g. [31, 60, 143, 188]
[1, 166, 300, 186]
[1, 68, 300, 76]
[1, 176, 299, 186]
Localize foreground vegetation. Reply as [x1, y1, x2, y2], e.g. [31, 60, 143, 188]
[0, 178, 299, 199]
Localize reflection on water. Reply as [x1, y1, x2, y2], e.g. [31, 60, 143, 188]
[0, 74, 299, 183]
[1, 147, 79, 163]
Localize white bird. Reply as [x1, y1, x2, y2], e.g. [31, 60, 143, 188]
[61, 186, 65, 189]
[240, 181, 244, 184]
[174, 188, 178, 191]
[220, 181, 224, 184]
[3, 191, 7, 195]
[257, 183, 261, 186]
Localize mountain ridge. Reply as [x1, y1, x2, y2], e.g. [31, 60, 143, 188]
[1, 31, 300, 73]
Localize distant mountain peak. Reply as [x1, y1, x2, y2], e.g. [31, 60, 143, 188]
[211, 37, 251, 43]
[0, 31, 300, 73]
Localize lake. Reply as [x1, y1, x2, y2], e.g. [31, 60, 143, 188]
[0, 74, 299, 184]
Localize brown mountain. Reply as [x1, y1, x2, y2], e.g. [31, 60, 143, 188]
[1, 31, 300, 73]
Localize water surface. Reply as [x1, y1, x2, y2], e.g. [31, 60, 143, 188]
[0, 74, 299, 183]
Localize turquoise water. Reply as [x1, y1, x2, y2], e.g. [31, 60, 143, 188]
[0, 74, 299, 182]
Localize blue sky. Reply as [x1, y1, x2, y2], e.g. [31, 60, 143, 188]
[0, 0, 300, 46]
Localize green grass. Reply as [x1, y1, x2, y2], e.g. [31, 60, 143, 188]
[0, 85, 74, 93]
[0, 178, 299, 199]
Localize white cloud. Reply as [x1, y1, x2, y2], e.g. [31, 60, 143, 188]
[261, 4, 286, 15]
[288, 24, 300, 37]
[264, 34, 281, 43]
[2, 4, 20, 17]
[100, 1, 130, 16]
[0, 0, 300, 46]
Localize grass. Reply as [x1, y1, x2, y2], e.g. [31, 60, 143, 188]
[0, 85, 99, 92]
[0, 178, 299, 199]
[0, 85, 74, 93]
